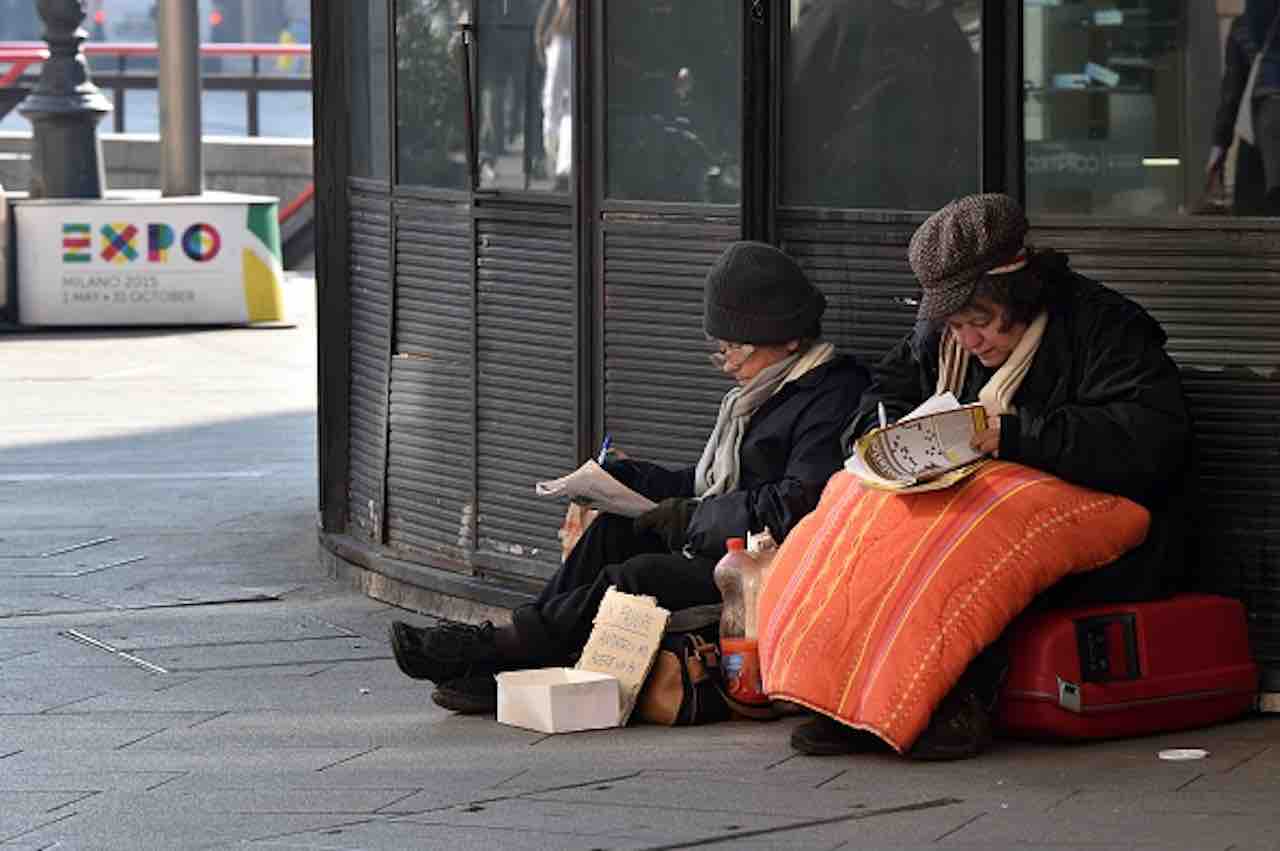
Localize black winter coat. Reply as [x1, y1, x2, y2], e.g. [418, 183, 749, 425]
[846, 252, 1191, 606]
[608, 355, 870, 559]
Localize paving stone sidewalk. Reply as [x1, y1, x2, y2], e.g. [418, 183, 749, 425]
[2, 277, 1277, 850]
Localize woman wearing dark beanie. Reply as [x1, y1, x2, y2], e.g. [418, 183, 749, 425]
[389, 241, 870, 714]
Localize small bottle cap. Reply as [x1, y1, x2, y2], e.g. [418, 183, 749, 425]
[726, 537, 745, 551]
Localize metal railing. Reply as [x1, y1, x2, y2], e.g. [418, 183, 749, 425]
[0, 42, 311, 137]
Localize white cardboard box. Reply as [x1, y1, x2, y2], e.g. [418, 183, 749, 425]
[496, 668, 621, 734]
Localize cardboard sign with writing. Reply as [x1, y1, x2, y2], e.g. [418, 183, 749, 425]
[575, 586, 670, 724]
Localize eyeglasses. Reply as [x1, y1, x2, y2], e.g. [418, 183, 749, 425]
[707, 339, 756, 372]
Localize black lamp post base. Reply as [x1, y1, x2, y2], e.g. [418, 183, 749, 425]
[23, 110, 109, 199]
[17, 0, 113, 199]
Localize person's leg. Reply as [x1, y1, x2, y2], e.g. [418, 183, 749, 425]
[432, 547, 720, 715]
[1256, 96, 1280, 215]
[390, 513, 665, 685]
[531, 513, 666, 612]
[906, 641, 1006, 761]
[1234, 140, 1268, 216]
[512, 549, 721, 664]
[791, 637, 1009, 758]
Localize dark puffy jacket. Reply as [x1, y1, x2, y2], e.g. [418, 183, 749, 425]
[846, 251, 1191, 605]
[609, 354, 870, 558]
[1248, 0, 1280, 91]
[1215, 13, 1280, 150]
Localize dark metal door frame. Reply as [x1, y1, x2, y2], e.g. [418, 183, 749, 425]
[312, 0, 352, 535]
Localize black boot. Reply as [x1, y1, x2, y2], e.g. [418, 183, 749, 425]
[790, 715, 884, 756]
[906, 687, 993, 761]
[388, 619, 500, 684]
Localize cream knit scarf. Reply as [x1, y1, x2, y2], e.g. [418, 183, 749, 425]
[935, 311, 1048, 417]
[694, 342, 836, 498]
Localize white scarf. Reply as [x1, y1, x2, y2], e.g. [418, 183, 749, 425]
[694, 342, 837, 497]
[935, 311, 1048, 417]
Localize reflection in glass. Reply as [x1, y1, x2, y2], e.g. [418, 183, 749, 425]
[1024, 0, 1185, 215]
[1209, 1, 1280, 216]
[783, 0, 980, 210]
[540, 0, 574, 189]
[351, 2, 391, 180]
[475, 0, 571, 191]
[1022, 1, 1273, 218]
[396, 0, 467, 189]
[605, 0, 740, 203]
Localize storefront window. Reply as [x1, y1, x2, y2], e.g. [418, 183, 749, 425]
[396, 0, 468, 189]
[351, 2, 391, 180]
[1024, 1, 1261, 217]
[605, 0, 740, 203]
[782, 0, 981, 210]
[476, 0, 571, 191]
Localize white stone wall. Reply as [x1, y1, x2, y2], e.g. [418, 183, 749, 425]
[0, 132, 312, 209]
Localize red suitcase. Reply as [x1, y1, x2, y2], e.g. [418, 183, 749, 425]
[996, 593, 1259, 740]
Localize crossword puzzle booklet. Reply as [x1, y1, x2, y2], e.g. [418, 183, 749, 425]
[845, 393, 990, 493]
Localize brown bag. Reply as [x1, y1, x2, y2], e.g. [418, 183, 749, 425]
[558, 503, 598, 562]
[635, 605, 777, 726]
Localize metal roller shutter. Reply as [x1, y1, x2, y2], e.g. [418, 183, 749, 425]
[778, 211, 923, 367]
[474, 203, 577, 583]
[385, 197, 475, 570]
[346, 183, 392, 541]
[602, 213, 739, 470]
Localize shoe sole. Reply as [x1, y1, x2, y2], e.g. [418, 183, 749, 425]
[432, 685, 497, 715]
[906, 745, 983, 761]
[790, 723, 883, 757]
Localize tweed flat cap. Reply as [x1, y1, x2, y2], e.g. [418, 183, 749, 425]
[909, 193, 1029, 320]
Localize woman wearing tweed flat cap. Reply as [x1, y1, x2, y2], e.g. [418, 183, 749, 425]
[389, 241, 870, 716]
[790, 193, 1191, 759]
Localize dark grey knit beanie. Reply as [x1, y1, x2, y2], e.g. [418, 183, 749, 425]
[909, 193, 1030, 321]
[703, 241, 826, 344]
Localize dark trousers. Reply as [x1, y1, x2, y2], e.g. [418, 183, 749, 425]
[510, 513, 721, 664]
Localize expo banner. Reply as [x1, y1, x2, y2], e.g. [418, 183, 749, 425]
[14, 192, 286, 326]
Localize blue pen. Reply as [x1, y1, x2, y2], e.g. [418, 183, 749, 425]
[596, 434, 612, 464]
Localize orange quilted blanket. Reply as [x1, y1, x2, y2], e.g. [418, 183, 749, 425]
[758, 462, 1150, 752]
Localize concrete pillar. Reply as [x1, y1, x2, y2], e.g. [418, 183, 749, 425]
[157, 0, 204, 196]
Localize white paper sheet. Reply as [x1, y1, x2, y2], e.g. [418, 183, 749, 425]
[535, 460, 658, 518]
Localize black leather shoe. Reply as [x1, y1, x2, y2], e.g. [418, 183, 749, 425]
[790, 715, 883, 756]
[433, 674, 498, 715]
[388, 619, 501, 684]
[907, 687, 993, 761]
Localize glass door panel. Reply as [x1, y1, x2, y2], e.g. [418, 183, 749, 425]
[396, 0, 469, 189]
[476, 0, 572, 191]
[604, 0, 741, 202]
[1019, 0, 1249, 217]
[782, 0, 981, 210]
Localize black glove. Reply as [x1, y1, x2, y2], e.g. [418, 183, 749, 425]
[634, 497, 698, 553]
[600, 457, 637, 489]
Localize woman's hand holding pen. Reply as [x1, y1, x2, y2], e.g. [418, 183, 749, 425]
[595, 434, 627, 464]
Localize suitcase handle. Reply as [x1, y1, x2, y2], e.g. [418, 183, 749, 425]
[1074, 614, 1141, 683]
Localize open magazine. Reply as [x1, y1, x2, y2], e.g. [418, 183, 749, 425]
[535, 460, 658, 518]
[845, 392, 990, 492]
